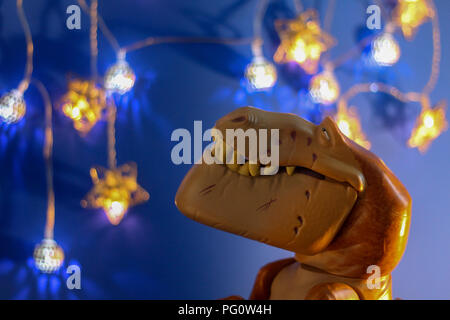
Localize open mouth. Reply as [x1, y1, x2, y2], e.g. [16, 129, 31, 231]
[209, 140, 326, 180]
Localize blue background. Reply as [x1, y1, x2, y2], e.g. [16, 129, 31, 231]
[0, 0, 449, 299]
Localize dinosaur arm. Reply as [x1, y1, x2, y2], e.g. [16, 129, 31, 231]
[249, 258, 296, 300]
[305, 283, 360, 300]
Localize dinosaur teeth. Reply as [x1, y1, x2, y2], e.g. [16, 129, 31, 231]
[238, 162, 250, 176]
[226, 162, 240, 172]
[249, 163, 260, 176]
[286, 166, 295, 176]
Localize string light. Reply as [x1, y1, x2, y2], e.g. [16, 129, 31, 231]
[245, 56, 277, 91]
[104, 51, 136, 94]
[81, 163, 149, 225]
[309, 70, 340, 105]
[0, 90, 26, 124]
[33, 239, 64, 273]
[274, 9, 335, 74]
[371, 32, 401, 66]
[0, 0, 33, 125]
[394, 0, 432, 40]
[61, 80, 106, 134]
[408, 100, 447, 153]
[244, 0, 276, 92]
[32, 79, 64, 274]
[335, 106, 371, 149]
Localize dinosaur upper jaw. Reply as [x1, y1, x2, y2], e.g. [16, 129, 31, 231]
[175, 107, 364, 255]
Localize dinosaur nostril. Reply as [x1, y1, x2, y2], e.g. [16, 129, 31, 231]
[290, 130, 297, 141]
[305, 190, 310, 200]
[231, 116, 246, 123]
[297, 216, 303, 226]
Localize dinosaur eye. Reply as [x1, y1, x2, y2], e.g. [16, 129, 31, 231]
[321, 128, 330, 140]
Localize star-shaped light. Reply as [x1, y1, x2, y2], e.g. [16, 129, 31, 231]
[408, 100, 447, 153]
[335, 107, 371, 150]
[273, 9, 335, 74]
[81, 163, 149, 225]
[394, 0, 433, 40]
[61, 80, 106, 134]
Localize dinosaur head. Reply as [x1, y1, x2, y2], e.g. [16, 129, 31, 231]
[175, 107, 411, 277]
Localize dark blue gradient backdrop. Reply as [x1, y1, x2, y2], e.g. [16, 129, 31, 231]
[0, 0, 449, 299]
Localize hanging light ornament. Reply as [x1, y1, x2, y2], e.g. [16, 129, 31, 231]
[371, 32, 401, 67]
[394, 0, 432, 40]
[33, 239, 64, 273]
[245, 53, 277, 91]
[335, 106, 371, 149]
[309, 69, 340, 105]
[408, 100, 447, 153]
[81, 163, 149, 225]
[1, 0, 34, 125]
[274, 9, 335, 74]
[104, 50, 136, 94]
[61, 80, 106, 134]
[31, 79, 65, 274]
[245, 56, 277, 91]
[0, 89, 26, 124]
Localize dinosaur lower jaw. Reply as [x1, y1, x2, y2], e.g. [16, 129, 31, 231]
[175, 162, 358, 255]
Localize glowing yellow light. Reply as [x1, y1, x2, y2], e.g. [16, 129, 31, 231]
[61, 80, 106, 134]
[274, 10, 335, 74]
[104, 59, 136, 94]
[335, 107, 371, 149]
[245, 56, 277, 91]
[408, 101, 448, 153]
[309, 71, 340, 105]
[81, 163, 149, 226]
[33, 239, 64, 273]
[371, 33, 401, 66]
[394, 0, 432, 40]
[0, 89, 26, 124]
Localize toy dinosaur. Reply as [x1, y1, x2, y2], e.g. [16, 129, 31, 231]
[175, 106, 411, 300]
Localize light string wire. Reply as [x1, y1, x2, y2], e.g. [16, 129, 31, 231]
[293, 0, 303, 14]
[16, 1, 57, 240]
[321, 0, 335, 63]
[107, 98, 117, 169]
[78, 0, 251, 59]
[422, 0, 440, 97]
[32, 80, 56, 240]
[89, 0, 98, 82]
[251, 0, 270, 57]
[87, 0, 117, 169]
[323, 0, 335, 33]
[16, 0, 33, 94]
[337, 0, 441, 113]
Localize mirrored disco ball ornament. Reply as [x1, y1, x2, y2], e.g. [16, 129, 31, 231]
[0, 89, 26, 124]
[104, 59, 136, 94]
[245, 56, 277, 91]
[309, 71, 340, 105]
[33, 239, 64, 273]
[371, 33, 401, 66]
